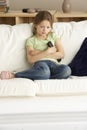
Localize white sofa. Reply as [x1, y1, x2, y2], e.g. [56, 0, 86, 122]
[0, 21, 87, 130]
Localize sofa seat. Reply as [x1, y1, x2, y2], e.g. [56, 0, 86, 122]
[0, 78, 36, 96]
[0, 77, 87, 97]
[35, 78, 87, 96]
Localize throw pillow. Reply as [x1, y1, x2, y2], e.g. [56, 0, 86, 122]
[68, 37, 87, 76]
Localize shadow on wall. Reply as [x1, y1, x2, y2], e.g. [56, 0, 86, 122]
[9, 0, 87, 12]
[9, 0, 61, 10]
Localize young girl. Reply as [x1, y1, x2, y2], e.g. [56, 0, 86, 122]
[0, 11, 71, 80]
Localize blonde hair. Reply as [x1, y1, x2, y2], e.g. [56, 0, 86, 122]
[33, 11, 53, 35]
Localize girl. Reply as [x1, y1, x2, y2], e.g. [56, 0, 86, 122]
[0, 11, 71, 80]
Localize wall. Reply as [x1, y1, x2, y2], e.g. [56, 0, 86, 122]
[9, 0, 87, 12]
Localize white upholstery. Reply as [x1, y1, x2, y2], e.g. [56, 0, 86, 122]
[53, 21, 87, 64]
[0, 24, 33, 72]
[0, 96, 87, 114]
[0, 21, 87, 96]
[35, 79, 87, 96]
[0, 78, 36, 96]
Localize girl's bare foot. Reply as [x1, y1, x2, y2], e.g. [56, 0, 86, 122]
[0, 71, 15, 80]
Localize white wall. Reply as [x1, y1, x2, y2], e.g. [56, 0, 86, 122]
[9, 0, 87, 12]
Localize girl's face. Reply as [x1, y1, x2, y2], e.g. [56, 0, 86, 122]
[35, 20, 52, 37]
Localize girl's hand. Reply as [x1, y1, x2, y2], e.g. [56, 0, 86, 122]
[47, 46, 57, 54]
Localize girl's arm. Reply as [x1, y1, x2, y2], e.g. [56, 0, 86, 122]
[26, 38, 64, 64]
[26, 46, 56, 64]
[29, 49, 42, 56]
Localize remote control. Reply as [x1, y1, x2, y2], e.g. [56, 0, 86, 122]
[47, 41, 61, 62]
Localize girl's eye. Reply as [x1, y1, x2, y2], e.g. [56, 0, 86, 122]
[47, 27, 51, 29]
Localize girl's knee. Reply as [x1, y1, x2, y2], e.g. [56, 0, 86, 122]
[62, 65, 71, 78]
[38, 62, 50, 79]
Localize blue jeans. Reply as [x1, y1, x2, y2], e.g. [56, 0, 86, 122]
[15, 60, 71, 80]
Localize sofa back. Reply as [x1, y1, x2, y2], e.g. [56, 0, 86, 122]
[0, 21, 87, 72]
[0, 23, 33, 72]
[53, 20, 87, 64]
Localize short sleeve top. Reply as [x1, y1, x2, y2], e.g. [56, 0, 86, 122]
[26, 33, 58, 51]
[26, 33, 59, 64]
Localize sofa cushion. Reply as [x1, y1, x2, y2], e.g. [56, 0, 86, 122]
[0, 78, 36, 97]
[0, 24, 33, 72]
[35, 79, 87, 96]
[53, 20, 87, 65]
[68, 37, 87, 76]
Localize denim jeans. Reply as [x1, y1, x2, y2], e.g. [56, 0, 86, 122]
[15, 60, 71, 80]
